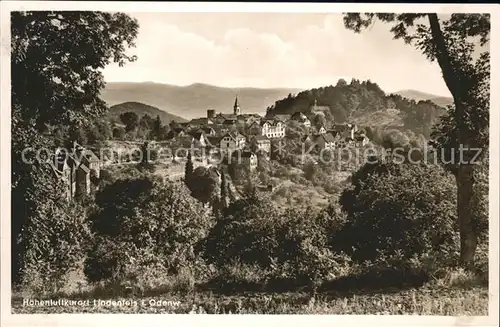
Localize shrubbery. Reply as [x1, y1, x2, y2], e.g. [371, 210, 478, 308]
[337, 159, 458, 262]
[84, 175, 214, 286]
[202, 193, 350, 286]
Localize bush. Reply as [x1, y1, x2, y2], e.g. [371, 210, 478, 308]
[202, 193, 349, 285]
[84, 176, 214, 284]
[12, 157, 92, 294]
[337, 160, 458, 263]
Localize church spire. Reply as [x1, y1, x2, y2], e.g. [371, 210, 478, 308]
[233, 95, 241, 115]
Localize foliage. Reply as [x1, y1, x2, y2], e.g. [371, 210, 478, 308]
[85, 176, 213, 283]
[342, 13, 490, 266]
[119, 111, 139, 132]
[11, 11, 138, 287]
[338, 160, 458, 262]
[12, 11, 139, 130]
[184, 151, 193, 185]
[267, 79, 444, 138]
[10, 127, 92, 291]
[202, 193, 348, 284]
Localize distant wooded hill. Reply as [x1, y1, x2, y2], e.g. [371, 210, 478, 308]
[108, 101, 187, 124]
[393, 89, 453, 108]
[100, 82, 302, 120]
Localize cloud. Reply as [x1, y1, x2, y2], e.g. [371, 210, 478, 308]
[102, 13, 451, 96]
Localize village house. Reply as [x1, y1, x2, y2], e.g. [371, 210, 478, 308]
[272, 114, 291, 122]
[354, 132, 369, 147]
[309, 99, 331, 114]
[309, 132, 337, 150]
[291, 112, 311, 127]
[167, 127, 186, 139]
[330, 123, 358, 139]
[188, 131, 207, 148]
[249, 135, 271, 154]
[199, 126, 216, 136]
[49, 143, 100, 201]
[317, 125, 327, 134]
[219, 131, 246, 152]
[249, 118, 286, 139]
[232, 150, 258, 171]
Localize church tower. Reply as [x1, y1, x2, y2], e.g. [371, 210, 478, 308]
[233, 95, 241, 115]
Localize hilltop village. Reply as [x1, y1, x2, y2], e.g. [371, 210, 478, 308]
[164, 96, 369, 168]
[47, 96, 370, 202]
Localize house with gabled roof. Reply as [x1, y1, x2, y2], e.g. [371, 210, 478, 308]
[219, 131, 246, 152]
[231, 149, 258, 171]
[167, 127, 186, 139]
[303, 132, 338, 150]
[310, 99, 331, 114]
[249, 135, 271, 154]
[249, 118, 286, 139]
[271, 114, 291, 122]
[330, 123, 357, 139]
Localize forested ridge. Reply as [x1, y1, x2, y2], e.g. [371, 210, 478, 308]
[267, 78, 447, 137]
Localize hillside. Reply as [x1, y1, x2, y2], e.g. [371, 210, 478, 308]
[393, 90, 453, 108]
[266, 79, 447, 138]
[101, 82, 302, 120]
[108, 101, 187, 123]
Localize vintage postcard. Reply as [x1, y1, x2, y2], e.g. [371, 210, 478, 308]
[1, 1, 499, 326]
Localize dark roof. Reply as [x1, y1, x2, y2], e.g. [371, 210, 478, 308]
[223, 119, 236, 125]
[218, 113, 238, 120]
[189, 118, 213, 125]
[222, 131, 244, 141]
[206, 136, 221, 146]
[312, 132, 336, 144]
[274, 114, 291, 121]
[172, 127, 185, 133]
[260, 118, 284, 126]
[355, 134, 367, 141]
[190, 131, 205, 141]
[331, 124, 350, 132]
[232, 150, 256, 158]
[291, 112, 309, 120]
[201, 126, 215, 133]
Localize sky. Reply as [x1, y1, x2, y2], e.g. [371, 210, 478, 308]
[102, 12, 454, 97]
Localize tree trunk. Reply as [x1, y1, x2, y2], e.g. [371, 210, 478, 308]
[427, 14, 478, 267]
[457, 163, 477, 268]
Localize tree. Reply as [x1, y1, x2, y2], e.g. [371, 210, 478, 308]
[119, 111, 139, 132]
[188, 167, 220, 205]
[12, 12, 138, 129]
[151, 115, 162, 140]
[343, 13, 490, 268]
[220, 170, 228, 209]
[139, 114, 154, 130]
[11, 11, 138, 286]
[338, 160, 458, 262]
[184, 151, 194, 186]
[112, 126, 126, 140]
[85, 176, 213, 282]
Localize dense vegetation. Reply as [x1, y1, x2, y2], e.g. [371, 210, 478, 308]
[266, 79, 446, 138]
[10, 11, 490, 315]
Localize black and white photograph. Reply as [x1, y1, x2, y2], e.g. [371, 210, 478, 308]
[1, 1, 498, 325]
